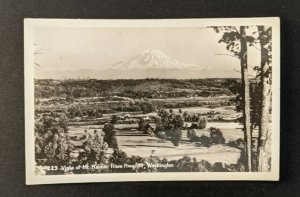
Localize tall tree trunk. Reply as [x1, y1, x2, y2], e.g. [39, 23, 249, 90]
[240, 26, 252, 171]
[257, 26, 272, 172]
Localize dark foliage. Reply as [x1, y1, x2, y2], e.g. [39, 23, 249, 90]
[209, 127, 226, 144]
[103, 123, 118, 149]
[187, 127, 225, 147]
[35, 78, 234, 99]
[35, 113, 75, 167]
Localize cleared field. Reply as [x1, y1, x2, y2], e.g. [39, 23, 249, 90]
[117, 134, 241, 164]
[68, 121, 245, 164]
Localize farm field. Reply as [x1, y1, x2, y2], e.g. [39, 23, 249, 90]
[68, 118, 247, 165]
[34, 78, 260, 173]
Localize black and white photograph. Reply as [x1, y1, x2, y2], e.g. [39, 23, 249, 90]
[24, 18, 280, 184]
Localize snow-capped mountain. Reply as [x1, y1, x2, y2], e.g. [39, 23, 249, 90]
[111, 49, 204, 70]
[37, 50, 218, 79]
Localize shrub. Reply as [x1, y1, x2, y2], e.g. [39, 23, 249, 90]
[212, 162, 229, 172]
[198, 160, 212, 172]
[187, 127, 226, 147]
[109, 149, 128, 172]
[167, 128, 182, 146]
[209, 127, 225, 144]
[81, 140, 107, 170]
[228, 138, 245, 150]
[144, 156, 161, 172]
[167, 156, 206, 172]
[198, 116, 208, 129]
[187, 129, 196, 139]
[110, 115, 118, 124]
[138, 118, 147, 133]
[110, 149, 128, 164]
[187, 129, 212, 147]
[189, 123, 199, 129]
[103, 123, 118, 149]
[172, 114, 184, 129]
[198, 134, 212, 147]
[176, 156, 194, 172]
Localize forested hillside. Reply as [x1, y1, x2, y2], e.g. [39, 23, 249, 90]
[35, 78, 237, 99]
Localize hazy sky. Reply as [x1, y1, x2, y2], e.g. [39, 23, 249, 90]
[34, 26, 259, 78]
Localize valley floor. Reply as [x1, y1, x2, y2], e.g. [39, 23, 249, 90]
[68, 121, 250, 165]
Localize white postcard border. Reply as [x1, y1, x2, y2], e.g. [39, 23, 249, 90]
[25, 17, 280, 185]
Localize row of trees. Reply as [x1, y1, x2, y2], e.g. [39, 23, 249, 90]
[107, 151, 244, 173]
[214, 25, 272, 172]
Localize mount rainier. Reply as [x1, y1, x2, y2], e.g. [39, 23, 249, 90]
[111, 49, 204, 70]
[37, 50, 214, 79]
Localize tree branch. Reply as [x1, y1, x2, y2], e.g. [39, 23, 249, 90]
[214, 53, 239, 59]
[233, 69, 256, 78]
[249, 44, 261, 51]
[34, 62, 41, 67]
[34, 48, 44, 53]
[193, 26, 210, 30]
[233, 26, 240, 34]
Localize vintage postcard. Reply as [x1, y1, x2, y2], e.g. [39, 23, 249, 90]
[25, 18, 280, 184]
